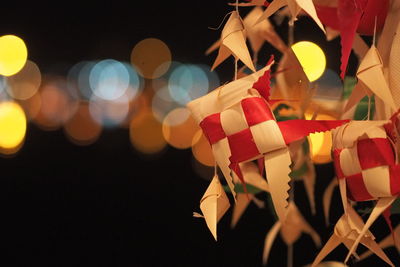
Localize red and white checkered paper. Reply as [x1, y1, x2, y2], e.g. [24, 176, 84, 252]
[332, 121, 400, 201]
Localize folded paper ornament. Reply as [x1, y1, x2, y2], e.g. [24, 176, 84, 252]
[312, 205, 394, 267]
[210, 11, 255, 72]
[254, 0, 325, 34]
[315, 0, 390, 79]
[263, 201, 321, 265]
[193, 174, 230, 241]
[344, 44, 397, 116]
[328, 120, 399, 264]
[187, 57, 348, 223]
[359, 223, 400, 261]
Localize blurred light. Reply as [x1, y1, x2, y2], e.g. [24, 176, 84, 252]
[0, 101, 26, 152]
[89, 59, 130, 100]
[130, 111, 167, 154]
[168, 64, 209, 105]
[162, 108, 199, 149]
[131, 38, 171, 79]
[17, 92, 41, 120]
[6, 60, 41, 100]
[314, 69, 342, 100]
[291, 41, 326, 82]
[0, 35, 28, 76]
[306, 113, 335, 164]
[152, 87, 180, 123]
[34, 77, 79, 130]
[191, 130, 214, 166]
[76, 61, 97, 100]
[89, 95, 129, 128]
[64, 102, 102, 145]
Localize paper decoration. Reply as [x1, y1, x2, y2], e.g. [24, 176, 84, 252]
[315, 0, 389, 79]
[344, 45, 397, 115]
[312, 205, 394, 267]
[194, 175, 230, 241]
[329, 120, 399, 264]
[263, 202, 321, 265]
[231, 161, 268, 228]
[255, 0, 326, 34]
[210, 11, 255, 72]
[243, 7, 287, 57]
[359, 224, 400, 261]
[188, 57, 348, 223]
[322, 178, 338, 226]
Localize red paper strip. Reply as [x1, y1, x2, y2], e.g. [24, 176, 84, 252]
[241, 97, 274, 126]
[333, 148, 345, 179]
[252, 55, 274, 101]
[277, 119, 349, 145]
[357, 138, 395, 170]
[200, 113, 226, 144]
[346, 172, 374, 201]
[228, 128, 261, 163]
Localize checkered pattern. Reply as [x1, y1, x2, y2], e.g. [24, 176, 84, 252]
[200, 95, 286, 179]
[332, 122, 400, 201]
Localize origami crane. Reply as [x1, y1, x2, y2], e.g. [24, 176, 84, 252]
[206, 7, 287, 66]
[311, 205, 394, 267]
[328, 120, 400, 264]
[263, 201, 321, 265]
[344, 44, 397, 116]
[210, 11, 255, 72]
[315, 0, 390, 79]
[254, 0, 326, 34]
[187, 56, 348, 223]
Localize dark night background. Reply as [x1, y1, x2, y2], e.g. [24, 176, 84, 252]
[0, 2, 397, 267]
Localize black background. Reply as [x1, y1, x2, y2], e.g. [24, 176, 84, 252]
[0, 2, 397, 267]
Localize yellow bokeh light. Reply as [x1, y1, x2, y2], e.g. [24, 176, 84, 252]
[0, 35, 28, 76]
[306, 113, 335, 164]
[0, 101, 27, 150]
[131, 38, 171, 79]
[130, 111, 167, 154]
[291, 41, 326, 82]
[191, 130, 215, 166]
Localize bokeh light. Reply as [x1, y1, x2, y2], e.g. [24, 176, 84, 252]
[17, 92, 41, 121]
[152, 87, 181, 123]
[90, 60, 130, 100]
[89, 95, 130, 128]
[291, 41, 326, 82]
[168, 64, 209, 105]
[306, 113, 335, 164]
[64, 102, 102, 146]
[34, 77, 79, 130]
[191, 130, 214, 167]
[130, 110, 167, 154]
[131, 38, 171, 79]
[6, 60, 41, 100]
[0, 35, 28, 76]
[162, 108, 199, 149]
[0, 101, 26, 152]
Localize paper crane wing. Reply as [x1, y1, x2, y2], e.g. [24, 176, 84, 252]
[294, 0, 325, 32]
[277, 119, 349, 145]
[255, 0, 287, 25]
[357, 45, 397, 110]
[212, 11, 255, 72]
[199, 175, 230, 241]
